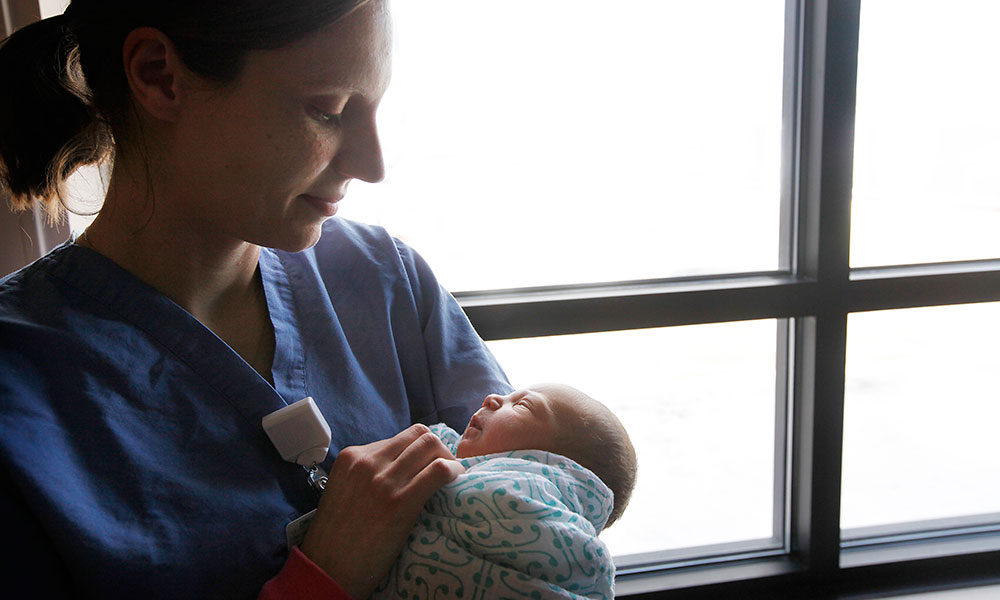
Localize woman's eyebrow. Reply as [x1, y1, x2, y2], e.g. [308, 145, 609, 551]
[299, 78, 355, 94]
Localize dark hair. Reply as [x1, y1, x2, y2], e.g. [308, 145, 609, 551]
[0, 0, 369, 220]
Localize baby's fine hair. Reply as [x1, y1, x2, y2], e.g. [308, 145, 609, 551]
[544, 384, 638, 529]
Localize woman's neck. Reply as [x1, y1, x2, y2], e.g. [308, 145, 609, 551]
[83, 201, 261, 325]
[80, 170, 275, 383]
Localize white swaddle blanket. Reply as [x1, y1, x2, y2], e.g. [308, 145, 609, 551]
[373, 424, 615, 600]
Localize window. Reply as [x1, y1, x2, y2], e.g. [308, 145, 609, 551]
[488, 320, 780, 560]
[850, 0, 1000, 267]
[344, 0, 786, 291]
[341, 0, 1000, 597]
[842, 303, 1000, 534]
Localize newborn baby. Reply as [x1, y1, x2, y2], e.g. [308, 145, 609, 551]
[375, 384, 637, 600]
[455, 383, 637, 529]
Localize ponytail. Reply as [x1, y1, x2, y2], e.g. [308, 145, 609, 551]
[0, 15, 111, 222]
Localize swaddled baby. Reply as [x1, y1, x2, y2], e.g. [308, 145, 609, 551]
[375, 384, 638, 600]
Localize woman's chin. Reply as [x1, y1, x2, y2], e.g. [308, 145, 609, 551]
[256, 225, 325, 253]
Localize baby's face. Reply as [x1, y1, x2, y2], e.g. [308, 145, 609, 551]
[455, 387, 569, 459]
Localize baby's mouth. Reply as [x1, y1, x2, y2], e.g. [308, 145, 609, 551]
[463, 413, 484, 438]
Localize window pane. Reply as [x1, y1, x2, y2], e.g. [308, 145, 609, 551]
[842, 303, 1000, 532]
[340, 1, 785, 292]
[851, 0, 1000, 267]
[486, 320, 778, 558]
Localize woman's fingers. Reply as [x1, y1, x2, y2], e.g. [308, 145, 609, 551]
[370, 422, 435, 461]
[367, 423, 463, 495]
[386, 426, 459, 481]
[399, 455, 465, 509]
[298, 425, 464, 600]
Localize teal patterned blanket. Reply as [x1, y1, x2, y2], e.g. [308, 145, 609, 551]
[373, 424, 615, 600]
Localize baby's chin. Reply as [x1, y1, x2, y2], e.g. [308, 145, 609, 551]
[454, 440, 473, 459]
[456, 423, 483, 458]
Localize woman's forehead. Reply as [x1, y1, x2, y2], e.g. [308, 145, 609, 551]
[258, 0, 391, 92]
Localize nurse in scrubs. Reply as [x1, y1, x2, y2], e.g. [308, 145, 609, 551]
[0, 1, 511, 598]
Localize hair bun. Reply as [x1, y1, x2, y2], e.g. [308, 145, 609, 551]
[0, 14, 104, 220]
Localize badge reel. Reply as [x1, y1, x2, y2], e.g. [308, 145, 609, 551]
[262, 397, 331, 493]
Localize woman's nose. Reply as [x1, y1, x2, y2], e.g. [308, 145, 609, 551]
[334, 107, 385, 184]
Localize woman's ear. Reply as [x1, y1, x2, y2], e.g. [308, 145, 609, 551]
[121, 27, 186, 122]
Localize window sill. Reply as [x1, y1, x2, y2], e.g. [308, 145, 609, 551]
[612, 532, 1000, 598]
[841, 530, 1000, 569]
[615, 555, 803, 598]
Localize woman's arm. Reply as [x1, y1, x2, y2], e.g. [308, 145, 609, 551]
[285, 423, 462, 600]
[393, 239, 513, 426]
[258, 547, 353, 600]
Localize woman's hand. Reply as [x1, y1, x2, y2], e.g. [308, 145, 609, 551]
[299, 423, 463, 600]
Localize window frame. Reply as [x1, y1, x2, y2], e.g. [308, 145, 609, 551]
[457, 1, 1000, 597]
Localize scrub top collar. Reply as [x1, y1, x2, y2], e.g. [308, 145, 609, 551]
[44, 241, 301, 426]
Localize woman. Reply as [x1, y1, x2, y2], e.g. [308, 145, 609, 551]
[0, 1, 511, 598]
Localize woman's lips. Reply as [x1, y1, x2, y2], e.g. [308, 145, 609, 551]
[302, 194, 342, 217]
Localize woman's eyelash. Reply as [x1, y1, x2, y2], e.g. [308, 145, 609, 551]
[310, 106, 343, 127]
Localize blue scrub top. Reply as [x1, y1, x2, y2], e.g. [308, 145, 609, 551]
[0, 218, 512, 599]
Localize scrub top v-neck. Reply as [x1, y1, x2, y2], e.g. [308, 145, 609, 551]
[0, 217, 511, 599]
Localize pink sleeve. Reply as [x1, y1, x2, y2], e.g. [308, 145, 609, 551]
[258, 546, 355, 600]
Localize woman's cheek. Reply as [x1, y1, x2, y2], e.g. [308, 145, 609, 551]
[295, 128, 339, 179]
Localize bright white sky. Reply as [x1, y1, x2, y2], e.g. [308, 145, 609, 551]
[342, 0, 786, 292]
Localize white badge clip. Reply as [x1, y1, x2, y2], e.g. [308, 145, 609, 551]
[262, 397, 331, 492]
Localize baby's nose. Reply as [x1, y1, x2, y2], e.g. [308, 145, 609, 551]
[482, 394, 503, 410]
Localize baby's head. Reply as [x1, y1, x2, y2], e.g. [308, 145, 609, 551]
[456, 383, 637, 528]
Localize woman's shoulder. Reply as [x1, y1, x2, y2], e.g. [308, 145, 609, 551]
[0, 249, 75, 411]
[1, 241, 129, 318]
[0, 242, 154, 371]
[0, 242, 76, 318]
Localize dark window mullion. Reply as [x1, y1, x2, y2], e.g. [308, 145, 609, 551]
[793, 0, 857, 284]
[778, 0, 803, 273]
[788, 0, 860, 580]
[461, 275, 815, 340]
[848, 262, 1000, 311]
[790, 313, 848, 576]
[774, 0, 804, 553]
[775, 318, 793, 549]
